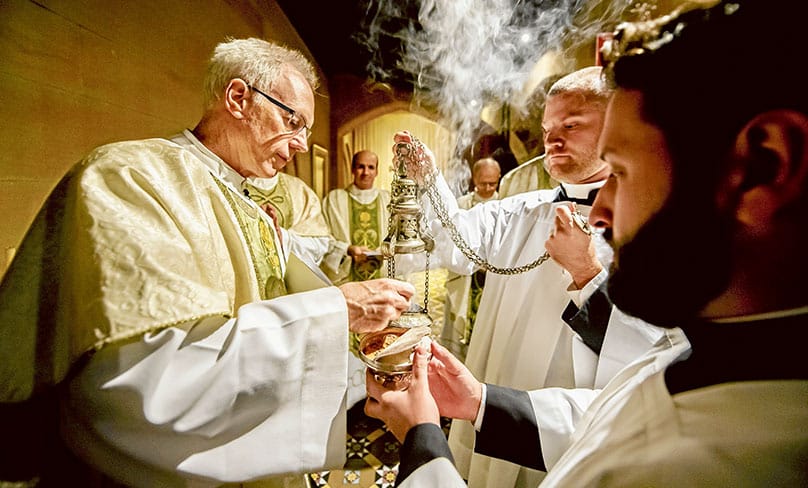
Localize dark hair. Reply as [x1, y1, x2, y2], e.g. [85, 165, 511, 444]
[604, 0, 807, 188]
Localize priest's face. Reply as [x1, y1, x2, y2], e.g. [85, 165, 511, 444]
[352, 151, 379, 190]
[541, 92, 609, 184]
[473, 164, 500, 199]
[241, 68, 314, 178]
[590, 89, 733, 326]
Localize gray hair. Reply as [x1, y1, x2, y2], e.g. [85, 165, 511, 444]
[202, 38, 319, 108]
[547, 66, 611, 107]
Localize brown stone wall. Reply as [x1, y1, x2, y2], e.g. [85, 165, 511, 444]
[0, 0, 330, 276]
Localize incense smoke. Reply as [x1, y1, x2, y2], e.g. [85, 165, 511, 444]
[358, 0, 636, 193]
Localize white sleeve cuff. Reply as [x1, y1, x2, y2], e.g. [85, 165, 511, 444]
[567, 268, 608, 308]
[322, 239, 349, 273]
[473, 383, 487, 431]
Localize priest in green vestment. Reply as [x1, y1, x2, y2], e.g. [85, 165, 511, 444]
[321, 150, 391, 285]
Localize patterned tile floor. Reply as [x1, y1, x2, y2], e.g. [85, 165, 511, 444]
[306, 402, 451, 488]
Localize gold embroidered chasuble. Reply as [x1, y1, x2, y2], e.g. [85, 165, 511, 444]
[321, 185, 390, 285]
[0, 134, 355, 487]
[214, 179, 286, 300]
[498, 155, 557, 198]
[0, 138, 287, 401]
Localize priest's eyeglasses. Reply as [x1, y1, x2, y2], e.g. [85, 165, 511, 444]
[248, 83, 312, 140]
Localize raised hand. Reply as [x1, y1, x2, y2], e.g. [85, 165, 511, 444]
[545, 203, 603, 288]
[392, 131, 437, 185]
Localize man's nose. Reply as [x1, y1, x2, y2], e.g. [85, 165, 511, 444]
[544, 131, 563, 147]
[290, 131, 308, 152]
[588, 182, 613, 230]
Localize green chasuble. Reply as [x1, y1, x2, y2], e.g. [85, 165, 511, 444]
[349, 197, 382, 281]
[242, 174, 294, 228]
[215, 179, 286, 300]
[242, 172, 330, 238]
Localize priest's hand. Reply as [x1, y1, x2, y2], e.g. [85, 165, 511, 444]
[365, 344, 440, 442]
[339, 279, 415, 334]
[261, 204, 284, 248]
[426, 342, 483, 422]
[546, 203, 602, 289]
[347, 245, 370, 264]
[392, 131, 437, 185]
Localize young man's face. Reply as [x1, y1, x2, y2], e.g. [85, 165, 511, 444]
[590, 89, 673, 258]
[591, 88, 733, 325]
[541, 92, 609, 184]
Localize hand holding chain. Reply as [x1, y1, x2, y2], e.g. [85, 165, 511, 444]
[402, 137, 591, 275]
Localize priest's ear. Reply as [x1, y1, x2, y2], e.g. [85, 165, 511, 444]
[223, 78, 251, 120]
[728, 109, 808, 230]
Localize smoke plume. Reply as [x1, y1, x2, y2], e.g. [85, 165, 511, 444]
[358, 0, 636, 192]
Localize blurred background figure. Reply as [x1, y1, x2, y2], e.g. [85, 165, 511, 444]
[243, 171, 331, 266]
[321, 149, 390, 285]
[458, 157, 501, 206]
[499, 153, 556, 198]
[442, 157, 501, 360]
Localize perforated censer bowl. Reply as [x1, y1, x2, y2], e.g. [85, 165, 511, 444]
[358, 311, 433, 390]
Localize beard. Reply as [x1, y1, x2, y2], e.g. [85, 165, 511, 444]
[544, 148, 601, 183]
[606, 191, 735, 328]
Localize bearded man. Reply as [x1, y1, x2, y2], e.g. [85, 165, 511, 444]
[366, 1, 808, 486]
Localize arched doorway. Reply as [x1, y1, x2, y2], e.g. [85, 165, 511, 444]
[336, 107, 455, 192]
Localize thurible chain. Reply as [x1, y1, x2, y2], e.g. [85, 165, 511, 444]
[422, 174, 551, 275]
[404, 137, 552, 275]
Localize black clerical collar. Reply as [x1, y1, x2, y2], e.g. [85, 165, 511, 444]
[665, 311, 808, 394]
[553, 181, 604, 206]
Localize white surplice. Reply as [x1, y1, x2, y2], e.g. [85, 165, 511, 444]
[541, 377, 808, 487]
[419, 174, 666, 488]
[0, 132, 351, 487]
[541, 311, 808, 487]
[398, 326, 691, 488]
[400, 308, 808, 488]
[442, 190, 498, 360]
